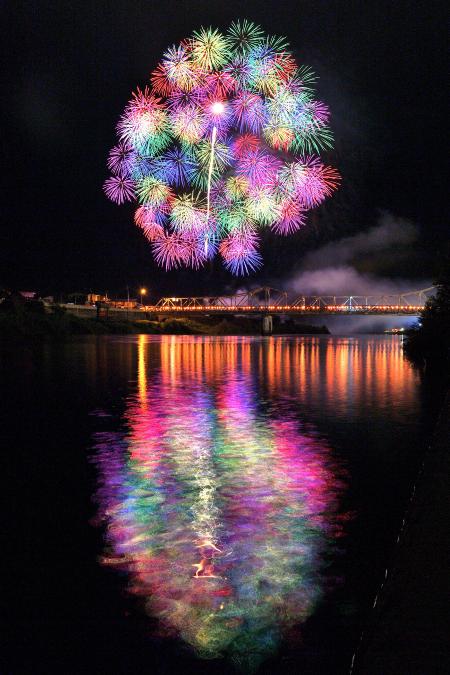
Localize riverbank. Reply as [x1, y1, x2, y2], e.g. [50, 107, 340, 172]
[355, 390, 450, 674]
[0, 308, 329, 338]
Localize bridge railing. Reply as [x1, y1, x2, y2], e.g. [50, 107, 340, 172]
[155, 286, 289, 310]
[290, 288, 434, 310]
[150, 286, 435, 313]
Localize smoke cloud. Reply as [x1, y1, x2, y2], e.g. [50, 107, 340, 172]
[286, 213, 429, 297]
[282, 213, 431, 333]
[301, 212, 418, 271]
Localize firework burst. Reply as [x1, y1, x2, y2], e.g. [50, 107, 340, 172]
[103, 176, 135, 204]
[220, 229, 262, 275]
[107, 142, 135, 177]
[191, 28, 231, 71]
[151, 231, 189, 269]
[104, 21, 340, 274]
[170, 193, 207, 232]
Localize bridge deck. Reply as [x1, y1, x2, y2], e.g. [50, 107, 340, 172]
[61, 304, 423, 316]
[147, 305, 422, 315]
[60, 285, 433, 318]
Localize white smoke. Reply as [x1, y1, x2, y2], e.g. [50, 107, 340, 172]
[287, 212, 429, 297]
[302, 212, 417, 271]
[288, 266, 423, 297]
[283, 213, 431, 333]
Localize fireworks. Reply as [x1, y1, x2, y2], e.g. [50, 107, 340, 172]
[220, 228, 262, 274]
[107, 141, 135, 177]
[136, 176, 173, 206]
[272, 197, 307, 235]
[152, 231, 188, 269]
[236, 148, 281, 186]
[104, 21, 340, 274]
[103, 175, 135, 204]
[231, 91, 266, 132]
[191, 27, 231, 71]
[170, 193, 207, 232]
[154, 147, 197, 186]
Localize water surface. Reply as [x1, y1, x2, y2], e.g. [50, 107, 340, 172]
[4, 335, 432, 674]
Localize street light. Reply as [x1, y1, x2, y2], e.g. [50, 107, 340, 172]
[140, 287, 147, 306]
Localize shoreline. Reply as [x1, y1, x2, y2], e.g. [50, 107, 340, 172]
[354, 390, 450, 674]
[0, 309, 330, 339]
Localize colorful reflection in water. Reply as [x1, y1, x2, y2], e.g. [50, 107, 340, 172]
[94, 336, 347, 669]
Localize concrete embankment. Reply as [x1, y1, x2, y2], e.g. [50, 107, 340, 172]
[354, 391, 450, 674]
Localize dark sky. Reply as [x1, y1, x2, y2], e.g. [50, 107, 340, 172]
[1, 1, 447, 297]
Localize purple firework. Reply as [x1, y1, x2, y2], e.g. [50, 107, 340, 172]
[107, 142, 136, 177]
[103, 176, 136, 204]
[236, 149, 281, 186]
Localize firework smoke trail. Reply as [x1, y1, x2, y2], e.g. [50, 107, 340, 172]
[103, 20, 340, 274]
[205, 124, 218, 255]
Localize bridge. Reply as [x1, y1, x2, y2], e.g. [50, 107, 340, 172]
[61, 286, 433, 335]
[150, 286, 433, 316]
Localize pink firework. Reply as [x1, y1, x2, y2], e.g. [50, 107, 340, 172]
[166, 87, 206, 111]
[237, 149, 282, 186]
[179, 233, 211, 269]
[271, 197, 306, 235]
[140, 222, 164, 242]
[219, 229, 262, 274]
[103, 176, 135, 204]
[151, 231, 190, 269]
[307, 100, 330, 127]
[298, 161, 341, 208]
[205, 71, 237, 98]
[134, 204, 167, 231]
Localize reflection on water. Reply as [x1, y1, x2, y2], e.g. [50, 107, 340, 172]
[92, 335, 419, 670]
[94, 336, 347, 669]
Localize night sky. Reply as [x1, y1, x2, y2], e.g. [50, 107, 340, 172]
[1, 1, 447, 298]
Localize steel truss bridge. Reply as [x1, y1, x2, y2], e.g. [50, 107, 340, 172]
[150, 286, 434, 316]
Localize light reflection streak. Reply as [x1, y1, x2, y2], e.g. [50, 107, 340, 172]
[93, 336, 348, 669]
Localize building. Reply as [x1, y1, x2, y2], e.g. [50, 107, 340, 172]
[86, 293, 107, 305]
[108, 299, 138, 309]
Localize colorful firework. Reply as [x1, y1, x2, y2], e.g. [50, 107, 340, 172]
[104, 21, 340, 273]
[272, 197, 307, 235]
[134, 203, 168, 227]
[154, 147, 197, 186]
[170, 104, 207, 144]
[136, 175, 174, 207]
[220, 229, 262, 274]
[170, 193, 207, 232]
[151, 231, 189, 269]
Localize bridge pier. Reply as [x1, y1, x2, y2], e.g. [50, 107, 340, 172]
[262, 315, 273, 336]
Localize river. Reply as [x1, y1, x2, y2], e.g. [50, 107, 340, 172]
[2, 335, 439, 674]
